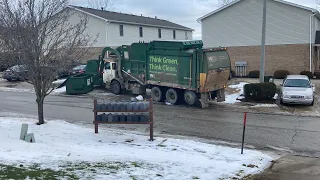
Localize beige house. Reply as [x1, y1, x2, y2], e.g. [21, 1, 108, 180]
[198, 0, 320, 76]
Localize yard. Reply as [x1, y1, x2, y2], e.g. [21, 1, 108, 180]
[0, 116, 274, 180]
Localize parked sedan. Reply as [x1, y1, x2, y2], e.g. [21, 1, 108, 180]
[280, 75, 314, 106]
[2, 65, 28, 81]
[69, 65, 86, 75]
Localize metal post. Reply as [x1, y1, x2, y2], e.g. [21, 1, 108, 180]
[241, 112, 247, 154]
[94, 99, 98, 133]
[149, 98, 154, 141]
[259, 0, 267, 83]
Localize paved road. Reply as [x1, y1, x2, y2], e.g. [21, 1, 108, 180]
[1, 91, 320, 157]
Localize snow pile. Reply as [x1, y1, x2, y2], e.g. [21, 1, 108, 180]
[0, 87, 34, 93]
[0, 117, 273, 180]
[51, 86, 66, 95]
[224, 82, 249, 104]
[52, 78, 67, 85]
[252, 104, 278, 108]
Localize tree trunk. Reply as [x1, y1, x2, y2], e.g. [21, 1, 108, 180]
[36, 98, 44, 125]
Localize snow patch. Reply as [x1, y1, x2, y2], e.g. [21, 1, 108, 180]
[51, 86, 66, 95]
[252, 104, 278, 108]
[0, 87, 34, 93]
[52, 78, 67, 85]
[0, 117, 273, 180]
[224, 82, 249, 104]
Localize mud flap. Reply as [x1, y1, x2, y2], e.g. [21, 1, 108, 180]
[217, 88, 226, 102]
[200, 93, 209, 108]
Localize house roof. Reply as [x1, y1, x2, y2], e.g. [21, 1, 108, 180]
[69, 6, 193, 31]
[197, 0, 319, 22]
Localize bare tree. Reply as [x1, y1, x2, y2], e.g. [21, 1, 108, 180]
[87, 0, 115, 10]
[0, 0, 94, 124]
[218, 0, 235, 6]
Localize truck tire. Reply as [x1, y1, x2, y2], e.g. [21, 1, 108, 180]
[184, 90, 197, 106]
[151, 86, 164, 102]
[166, 88, 179, 105]
[110, 80, 121, 95]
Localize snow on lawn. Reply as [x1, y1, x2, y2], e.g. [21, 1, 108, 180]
[224, 82, 248, 104]
[0, 117, 273, 180]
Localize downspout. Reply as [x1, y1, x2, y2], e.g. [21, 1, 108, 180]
[310, 12, 318, 72]
[105, 21, 110, 46]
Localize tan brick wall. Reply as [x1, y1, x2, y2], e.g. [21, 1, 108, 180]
[227, 44, 311, 76]
[79, 47, 105, 63]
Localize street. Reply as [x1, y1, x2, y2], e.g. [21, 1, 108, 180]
[1, 91, 320, 157]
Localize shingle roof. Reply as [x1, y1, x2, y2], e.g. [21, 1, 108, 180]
[70, 6, 193, 31]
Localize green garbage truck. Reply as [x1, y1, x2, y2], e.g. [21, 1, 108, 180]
[94, 40, 231, 107]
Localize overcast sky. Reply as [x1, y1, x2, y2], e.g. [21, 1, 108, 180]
[71, 0, 318, 39]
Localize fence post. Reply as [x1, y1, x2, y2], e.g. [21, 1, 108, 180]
[241, 112, 247, 154]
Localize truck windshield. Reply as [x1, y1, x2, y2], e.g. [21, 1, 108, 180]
[205, 51, 230, 69]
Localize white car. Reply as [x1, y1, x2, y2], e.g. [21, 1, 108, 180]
[280, 75, 315, 106]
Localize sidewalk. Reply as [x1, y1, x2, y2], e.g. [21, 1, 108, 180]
[254, 155, 320, 180]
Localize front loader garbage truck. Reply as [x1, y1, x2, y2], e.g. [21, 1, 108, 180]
[97, 40, 231, 108]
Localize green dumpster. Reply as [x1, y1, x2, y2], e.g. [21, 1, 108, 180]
[264, 76, 274, 83]
[66, 74, 94, 95]
[86, 59, 103, 86]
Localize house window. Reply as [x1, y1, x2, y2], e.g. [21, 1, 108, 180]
[139, 27, 143, 37]
[158, 29, 162, 38]
[185, 31, 188, 40]
[119, 25, 124, 36]
[173, 30, 176, 39]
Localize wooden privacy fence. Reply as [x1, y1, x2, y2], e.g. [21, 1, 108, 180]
[93, 98, 154, 141]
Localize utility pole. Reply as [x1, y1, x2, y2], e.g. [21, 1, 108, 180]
[260, 0, 267, 83]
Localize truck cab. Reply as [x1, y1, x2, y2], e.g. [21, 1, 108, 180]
[103, 61, 117, 84]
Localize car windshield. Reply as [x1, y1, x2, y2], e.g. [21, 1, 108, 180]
[9, 65, 26, 71]
[284, 79, 311, 88]
[73, 65, 86, 70]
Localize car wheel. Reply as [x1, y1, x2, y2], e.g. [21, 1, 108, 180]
[311, 100, 314, 106]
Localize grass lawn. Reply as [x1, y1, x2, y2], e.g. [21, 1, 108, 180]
[0, 162, 145, 180]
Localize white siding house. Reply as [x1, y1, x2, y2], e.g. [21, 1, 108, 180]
[197, 0, 320, 75]
[106, 22, 192, 47]
[199, 0, 319, 47]
[68, 6, 193, 48]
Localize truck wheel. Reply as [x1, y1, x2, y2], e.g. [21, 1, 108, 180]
[166, 88, 179, 104]
[184, 90, 197, 106]
[151, 86, 164, 102]
[110, 80, 121, 95]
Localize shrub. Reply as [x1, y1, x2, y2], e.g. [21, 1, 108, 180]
[244, 82, 276, 101]
[300, 71, 313, 79]
[315, 71, 320, 79]
[274, 70, 290, 79]
[231, 70, 236, 77]
[248, 70, 259, 78]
